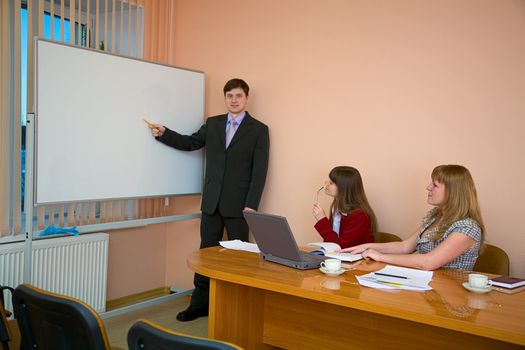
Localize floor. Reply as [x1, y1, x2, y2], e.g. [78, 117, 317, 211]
[103, 295, 208, 348]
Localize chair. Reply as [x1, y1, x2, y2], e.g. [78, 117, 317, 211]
[0, 286, 15, 350]
[12, 283, 113, 350]
[127, 319, 243, 350]
[473, 244, 510, 275]
[377, 232, 402, 243]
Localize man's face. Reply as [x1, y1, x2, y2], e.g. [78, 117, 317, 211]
[225, 87, 248, 116]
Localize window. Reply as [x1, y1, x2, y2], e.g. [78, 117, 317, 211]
[1, 0, 145, 239]
[20, 6, 87, 212]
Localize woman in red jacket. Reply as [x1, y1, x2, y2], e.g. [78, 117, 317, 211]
[312, 166, 377, 248]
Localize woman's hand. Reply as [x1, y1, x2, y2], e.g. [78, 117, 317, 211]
[361, 248, 383, 261]
[341, 245, 383, 261]
[312, 203, 327, 221]
[338, 243, 372, 254]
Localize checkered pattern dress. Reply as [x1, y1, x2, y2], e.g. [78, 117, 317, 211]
[416, 209, 482, 270]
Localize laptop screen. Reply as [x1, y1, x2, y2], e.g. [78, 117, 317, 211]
[243, 211, 303, 261]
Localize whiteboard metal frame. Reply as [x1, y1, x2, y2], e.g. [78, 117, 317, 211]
[24, 113, 35, 282]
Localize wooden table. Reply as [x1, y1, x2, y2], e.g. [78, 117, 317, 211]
[187, 247, 525, 349]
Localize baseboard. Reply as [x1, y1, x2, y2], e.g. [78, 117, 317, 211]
[101, 289, 193, 319]
[106, 286, 171, 311]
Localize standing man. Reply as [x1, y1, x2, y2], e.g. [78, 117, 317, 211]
[149, 78, 269, 321]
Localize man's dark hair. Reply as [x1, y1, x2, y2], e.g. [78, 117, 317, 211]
[223, 78, 249, 96]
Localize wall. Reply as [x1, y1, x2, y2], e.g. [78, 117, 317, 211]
[107, 225, 167, 299]
[107, 0, 525, 300]
[107, 195, 200, 300]
[166, 0, 525, 277]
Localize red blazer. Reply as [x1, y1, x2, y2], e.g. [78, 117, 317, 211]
[314, 209, 373, 248]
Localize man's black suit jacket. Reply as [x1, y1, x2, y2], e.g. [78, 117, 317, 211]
[157, 112, 269, 217]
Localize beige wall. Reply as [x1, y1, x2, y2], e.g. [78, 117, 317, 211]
[107, 225, 167, 298]
[164, 196, 202, 290]
[168, 0, 524, 276]
[107, 0, 525, 300]
[107, 196, 201, 300]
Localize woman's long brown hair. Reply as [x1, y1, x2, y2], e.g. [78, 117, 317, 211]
[328, 166, 377, 238]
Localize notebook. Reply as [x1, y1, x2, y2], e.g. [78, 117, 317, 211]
[243, 210, 327, 270]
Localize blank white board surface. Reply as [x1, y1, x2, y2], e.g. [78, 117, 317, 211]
[35, 39, 204, 204]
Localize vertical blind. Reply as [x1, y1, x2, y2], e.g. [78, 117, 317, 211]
[0, 0, 180, 238]
[1, 0, 23, 238]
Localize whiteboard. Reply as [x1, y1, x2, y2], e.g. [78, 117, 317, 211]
[34, 39, 204, 204]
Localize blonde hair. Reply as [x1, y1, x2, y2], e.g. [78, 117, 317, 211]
[429, 165, 485, 249]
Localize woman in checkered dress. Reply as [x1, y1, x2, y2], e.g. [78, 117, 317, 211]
[339, 165, 485, 271]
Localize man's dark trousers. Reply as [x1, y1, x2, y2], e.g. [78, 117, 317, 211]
[189, 211, 250, 309]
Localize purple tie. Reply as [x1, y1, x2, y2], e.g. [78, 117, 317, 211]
[226, 119, 238, 148]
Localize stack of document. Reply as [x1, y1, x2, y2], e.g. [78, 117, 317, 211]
[357, 265, 433, 291]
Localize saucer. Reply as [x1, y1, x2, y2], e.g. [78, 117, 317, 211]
[462, 282, 491, 294]
[320, 267, 345, 277]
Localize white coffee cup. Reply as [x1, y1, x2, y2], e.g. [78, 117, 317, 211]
[320, 258, 341, 272]
[468, 273, 491, 289]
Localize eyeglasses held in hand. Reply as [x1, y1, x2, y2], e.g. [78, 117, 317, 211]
[316, 186, 324, 203]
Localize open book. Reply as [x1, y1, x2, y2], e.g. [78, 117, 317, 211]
[308, 242, 363, 262]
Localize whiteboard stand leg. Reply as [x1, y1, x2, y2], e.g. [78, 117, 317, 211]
[23, 113, 35, 284]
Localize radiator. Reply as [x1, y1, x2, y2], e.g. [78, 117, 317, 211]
[0, 233, 108, 313]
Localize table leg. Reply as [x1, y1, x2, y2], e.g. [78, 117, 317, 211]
[208, 279, 278, 349]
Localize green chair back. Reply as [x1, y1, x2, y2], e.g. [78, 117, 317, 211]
[473, 244, 510, 275]
[377, 232, 402, 243]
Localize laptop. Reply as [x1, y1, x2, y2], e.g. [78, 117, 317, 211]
[243, 210, 327, 270]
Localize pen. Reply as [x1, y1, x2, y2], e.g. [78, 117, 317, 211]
[361, 276, 426, 289]
[364, 277, 427, 289]
[373, 272, 408, 279]
[382, 281, 403, 287]
[143, 118, 154, 128]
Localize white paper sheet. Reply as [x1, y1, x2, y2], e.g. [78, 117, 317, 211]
[357, 265, 433, 291]
[324, 252, 363, 262]
[356, 275, 399, 289]
[219, 239, 260, 253]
